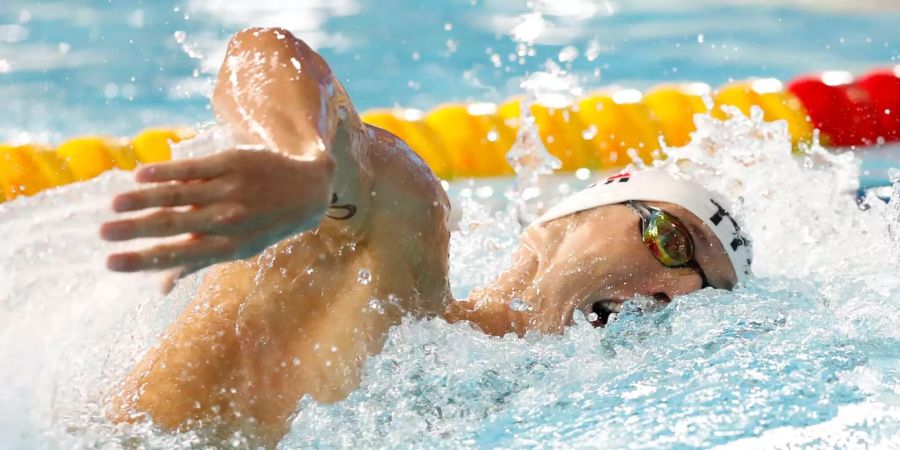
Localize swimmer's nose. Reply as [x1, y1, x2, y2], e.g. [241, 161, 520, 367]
[645, 268, 704, 302]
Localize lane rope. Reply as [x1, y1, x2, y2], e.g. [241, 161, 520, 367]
[2, 67, 898, 202]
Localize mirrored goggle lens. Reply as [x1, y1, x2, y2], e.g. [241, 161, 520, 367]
[642, 211, 694, 267]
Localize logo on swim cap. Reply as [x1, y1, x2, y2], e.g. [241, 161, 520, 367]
[602, 173, 631, 185]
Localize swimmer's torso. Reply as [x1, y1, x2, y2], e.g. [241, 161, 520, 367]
[112, 126, 451, 443]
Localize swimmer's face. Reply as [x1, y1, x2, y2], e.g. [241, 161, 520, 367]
[513, 202, 736, 333]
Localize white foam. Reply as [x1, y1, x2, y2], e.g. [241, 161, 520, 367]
[0, 112, 899, 448]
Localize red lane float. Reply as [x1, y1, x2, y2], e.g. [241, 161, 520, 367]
[787, 68, 899, 147]
[856, 68, 900, 142]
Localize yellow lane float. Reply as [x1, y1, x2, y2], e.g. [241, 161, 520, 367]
[712, 79, 815, 146]
[0, 144, 71, 199]
[644, 83, 711, 147]
[1, 128, 194, 202]
[10, 70, 888, 203]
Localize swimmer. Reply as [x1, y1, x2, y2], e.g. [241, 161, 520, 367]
[101, 28, 752, 447]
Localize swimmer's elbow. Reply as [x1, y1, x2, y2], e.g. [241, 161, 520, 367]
[228, 27, 304, 55]
[225, 27, 327, 80]
[215, 26, 362, 156]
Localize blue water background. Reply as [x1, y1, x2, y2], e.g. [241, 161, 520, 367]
[0, 4, 899, 448]
[0, 0, 897, 141]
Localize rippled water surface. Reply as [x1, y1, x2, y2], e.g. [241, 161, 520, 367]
[1, 0, 898, 140]
[1, 111, 900, 448]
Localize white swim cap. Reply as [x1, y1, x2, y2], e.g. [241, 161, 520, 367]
[535, 170, 752, 286]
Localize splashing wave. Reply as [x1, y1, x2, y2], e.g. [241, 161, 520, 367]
[0, 111, 899, 448]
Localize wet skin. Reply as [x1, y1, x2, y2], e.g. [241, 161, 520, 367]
[102, 28, 736, 447]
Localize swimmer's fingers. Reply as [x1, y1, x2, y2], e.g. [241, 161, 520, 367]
[106, 235, 235, 273]
[100, 203, 244, 241]
[135, 153, 231, 183]
[112, 179, 229, 212]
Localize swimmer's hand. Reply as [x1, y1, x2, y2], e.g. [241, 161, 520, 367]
[100, 148, 334, 293]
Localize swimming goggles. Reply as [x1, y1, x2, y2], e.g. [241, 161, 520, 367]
[625, 201, 694, 268]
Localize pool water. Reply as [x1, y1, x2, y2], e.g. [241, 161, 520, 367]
[2, 106, 900, 449]
[2, 1, 900, 449]
[1, 0, 898, 141]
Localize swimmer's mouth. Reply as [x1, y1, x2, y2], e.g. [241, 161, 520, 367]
[590, 294, 670, 328]
[590, 300, 622, 328]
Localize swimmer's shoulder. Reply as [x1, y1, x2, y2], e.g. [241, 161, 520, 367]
[365, 124, 450, 226]
[363, 124, 452, 308]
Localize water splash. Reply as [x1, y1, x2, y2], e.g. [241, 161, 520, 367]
[448, 188, 521, 298]
[283, 109, 900, 448]
[887, 168, 900, 242]
[1, 111, 900, 448]
[504, 61, 587, 224]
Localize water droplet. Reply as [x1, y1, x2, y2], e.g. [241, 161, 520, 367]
[509, 298, 531, 312]
[291, 357, 301, 366]
[357, 269, 372, 285]
[512, 12, 546, 43]
[368, 298, 384, 314]
[558, 45, 579, 63]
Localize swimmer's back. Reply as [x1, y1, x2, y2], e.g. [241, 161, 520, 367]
[112, 125, 451, 447]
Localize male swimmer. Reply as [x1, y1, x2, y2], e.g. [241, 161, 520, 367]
[100, 28, 752, 447]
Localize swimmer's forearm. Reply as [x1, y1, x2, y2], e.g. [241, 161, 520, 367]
[444, 245, 542, 336]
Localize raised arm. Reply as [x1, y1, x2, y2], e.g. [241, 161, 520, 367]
[212, 27, 372, 214]
[101, 28, 374, 290]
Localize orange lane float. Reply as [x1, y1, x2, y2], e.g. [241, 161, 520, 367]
[2, 67, 898, 203]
